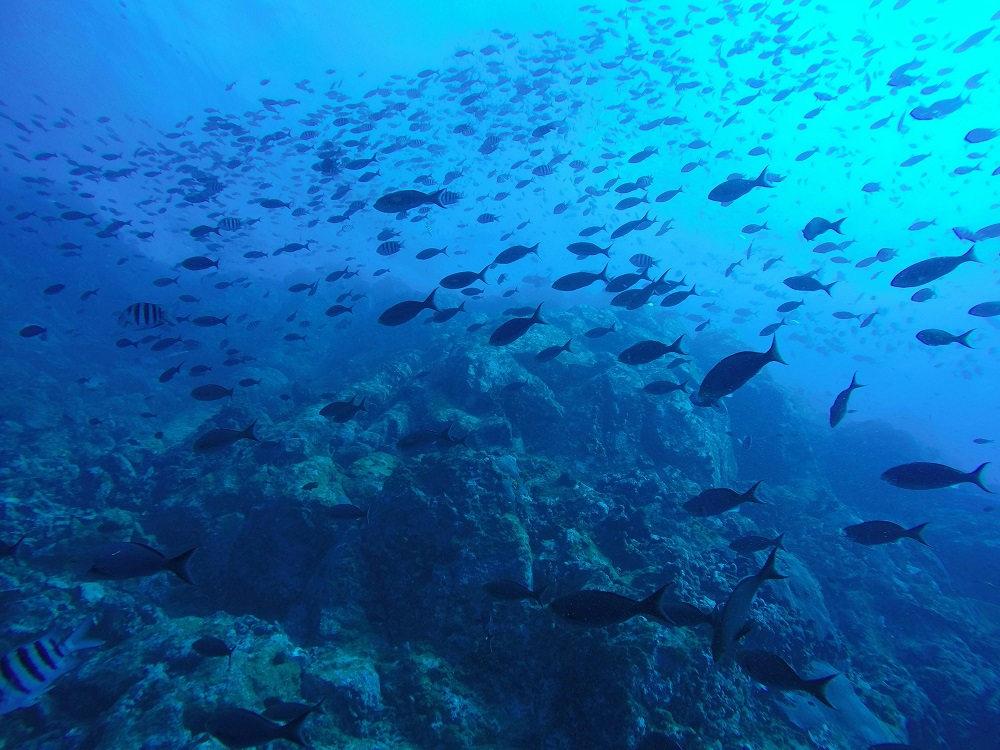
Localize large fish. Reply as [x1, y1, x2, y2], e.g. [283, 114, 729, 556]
[844, 521, 929, 546]
[489, 303, 546, 346]
[693, 337, 786, 406]
[617, 336, 686, 365]
[881, 461, 991, 492]
[711, 547, 786, 662]
[0, 620, 103, 715]
[829, 372, 864, 427]
[83, 541, 197, 583]
[683, 481, 763, 516]
[207, 704, 318, 748]
[378, 289, 438, 326]
[708, 166, 771, 203]
[548, 585, 673, 627]
[890, 246, 978, 288]
[193, 420, 259, 454]
[373, 188, 446, 214]
[735, 649, 837, 708]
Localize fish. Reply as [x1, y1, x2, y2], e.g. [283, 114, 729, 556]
[373, 189, 446, 213]
[552, 265, 609, 291]
[378, 289, 439, 326]
[711, 547, 786, 662]
[683, 481, 763, 517]
[801, 216, 846, 241]
[83, 542, 197, 584]
[206, 704, 318, 748]
[783, 275, 836, 295]
[493, 243, 539, 265]
[890, 246, 978, 288]
[191, 384, 234, 401]
[320, 396, 366, 423]
[617, 336, 687, 365]
[641, 379, 689, 395]
[490, 303, 546, 346]
[548, 585, 673, 627]
[325, 504, 369, 521]
[0, 620, 103, 716]
[729, 533, 785, 554]
[118, 302, 168, 330]
[180, 255, 219, 271]
[18, 325, 46, 339]
[535, 339, 572, 362]
[735, 649, 837, 708]
[968, 301, 1000, 317]
[584, 323, 617, 338]
[192, 636, 236, 662]
[441, 266, 489, 290]
[397, 423, 466, 453]
[829, 372, 864, 427]
[193, 420, 260, 454]
[693, 337, 786, 407]
[915, 329, 973, 348]
[844, 521, 929, 547]
[882, 462, 991, 492]
[708, 166, 771, 203]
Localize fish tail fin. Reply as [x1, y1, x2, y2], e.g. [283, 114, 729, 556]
[850, 371, 864, 389]
[478, 265, 490, 282]
[563, 338, 573, 352]
[743, 480, 765, 504]
[531, 303, 547, 325]
[758, 547, 786, 581]
[767, 336, 787, 365]
[9, 535, 26, 564]
[906, 522, 931, 546]
[970, 462, 993, 493]
[670, 334, 688, 355]
[428, 189, 446, 208]
[641, 582, 674, 623]
[806, 674, 839, 709]
[831, 217, 846, 234]
[773, 532, 785, 551]
[755, 165, 770, 187]
[610, 322, 617, 332]
[167, 547, 199, 585]
[62, 620, 104, 655]
[680, 379, 690, 392]
[457, 301, 466, 312]
[599, 263, 609, 283]
[822, 281, 838, 296]
[423, 288, 439, 311]
[279, 705, 314, 747]
[956, 329, 975, 348]
[242, 420, 259, 441]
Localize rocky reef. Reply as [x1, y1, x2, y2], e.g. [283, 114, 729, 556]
[0, 306, 997, 749]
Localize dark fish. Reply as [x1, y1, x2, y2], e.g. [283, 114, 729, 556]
[882, 461, 991, 492]
[84, 542, 196, 584]
[18, 325, 46, 339]
[483, 580, 545, 603]
[683, 481, 763, 517]
[191, 384, 234, 401]
[192, 315, 229, 327]
[566, 241, 611, 258]
[326, 504, 368, 521]
[642, 379, 689, 395]
[776, 300, 804, 313]
[693, 337, 786, 406]
[261, 698, 321, 722]
[397, 423, 466, 453]
[829, 372, 863, 427]
[193, 420, 259, 454]
[548, 585, 672, 627]
[783, 275, 836, 295]
[736, 649, 837, 708]
[493, 243, 539, 265]
[490, 303, 546, 346]
[729, 533, 784, 554]
[552, 265, 609, 291]
[618, 336, 686, 365]
[320, 396, 366, 423]
[711, 547, 786, 662]
[440, 266, 489, 289]
[969, 301, 1000, 317]
[535, 339, 572, 362]
[192, 636, 236, 662]
[915, 328, 973, 348]
[890, 246, 978, 288]
[801, 216, 846, 241]
[378, 289, 438, 326]
[373, 188, 445, 213]
[181, 256, 219, 271]
[585, 323, 617, 338]
[845, 521, 929, 547]
[0, 535, 25, 563]
[708, 166, 771, 203]
[158, 362, 185, 383]
[206, 704, 316, 748]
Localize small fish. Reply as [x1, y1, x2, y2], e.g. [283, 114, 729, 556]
[193, 420, 259, 454]
[489, 303, 546, 346]
[844, 521, 929, 547]
[192, 636, 236, 663]
[548, 585, 673, 627]
[829, 372, 864, 427]
[83, 542, 196, 584]
[736, 649, 837, 708]
[683, 481, 763, 517]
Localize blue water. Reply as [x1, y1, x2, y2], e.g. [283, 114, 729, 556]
[1, 1, 998, 748]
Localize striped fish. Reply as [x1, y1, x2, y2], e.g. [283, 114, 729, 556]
[0, 621, 103, 715]
[117, 302, 168, 330]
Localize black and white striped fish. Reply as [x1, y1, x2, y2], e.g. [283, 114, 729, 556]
[0, 620, 102, 715]
[117, 302, 168, 330]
